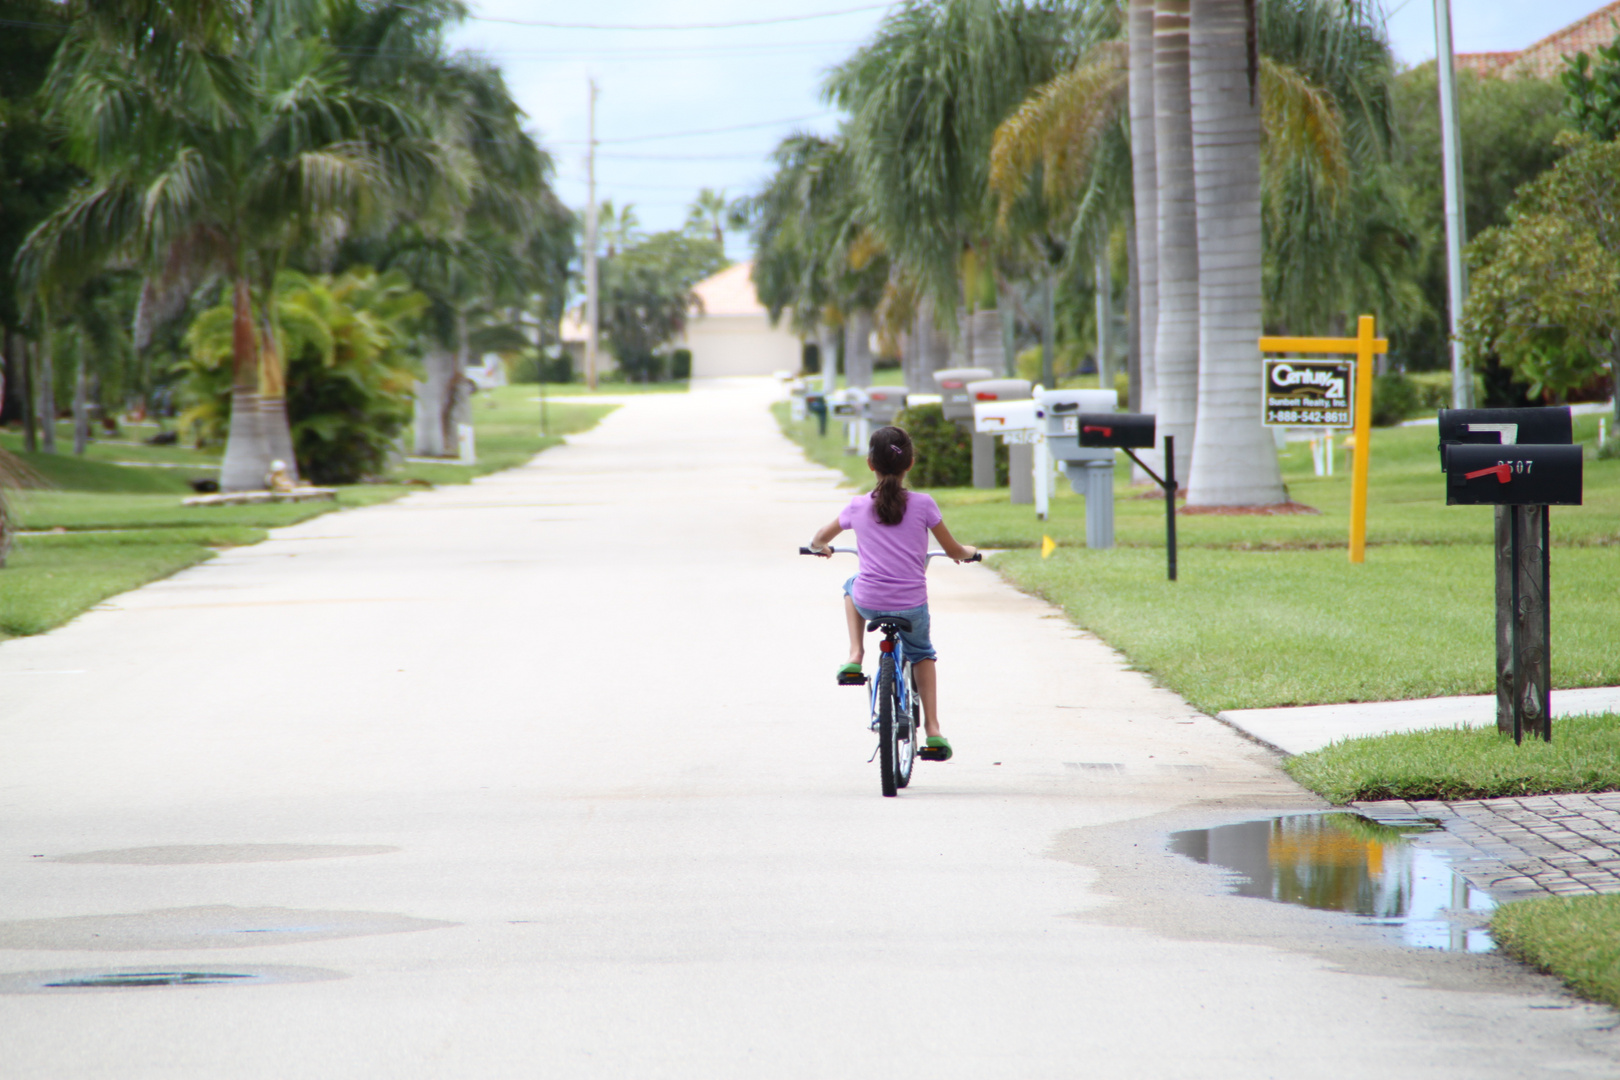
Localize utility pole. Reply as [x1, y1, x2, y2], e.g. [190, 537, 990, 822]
[1435, 0, 1473, 407]
[585, 77, 600, 391]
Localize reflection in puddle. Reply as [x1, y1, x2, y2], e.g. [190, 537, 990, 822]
[1169, 814, 1496, 952]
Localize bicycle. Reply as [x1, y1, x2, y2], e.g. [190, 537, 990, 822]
[800, 545, 982, 797]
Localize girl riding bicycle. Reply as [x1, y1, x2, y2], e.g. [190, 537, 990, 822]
[808, 425, 977, 761]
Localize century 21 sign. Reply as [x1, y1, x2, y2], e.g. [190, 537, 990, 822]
[1262, 359, 1355, 428]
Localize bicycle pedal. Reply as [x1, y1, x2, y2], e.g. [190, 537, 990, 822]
[837, 673, 868, 686]
[918, 747, 950, 761]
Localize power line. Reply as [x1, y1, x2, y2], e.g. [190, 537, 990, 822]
[556, 112, 836, 146]
[470, 4, 890, 31]
[600, 152, 774, 162]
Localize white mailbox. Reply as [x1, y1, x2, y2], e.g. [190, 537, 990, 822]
[1038, 388, 1119, 438]
[864, 387, 909, 424]
[973, 398, 1041, 442]
[1037, 387, 1120, 549]
[828, 388, 866, 417]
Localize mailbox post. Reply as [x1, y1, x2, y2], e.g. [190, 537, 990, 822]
[1077, 413, 1179, 580]
[1439, 407, 1581, 743]
[934, 367, 996, 488]
[829, 388, 868, 455]
[804, 390, 828, 437]
[973, 396, 1041, 507]
[967, 378, 1034, 501]
[1039, 388, 1119, 549]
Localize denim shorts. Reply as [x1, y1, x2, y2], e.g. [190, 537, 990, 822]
[844, 576, 936, 663]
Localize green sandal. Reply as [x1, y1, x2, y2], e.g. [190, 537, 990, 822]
[919, 736, 953, 761]
[836, 663, 866, 686]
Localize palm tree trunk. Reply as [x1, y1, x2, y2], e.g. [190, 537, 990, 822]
[1153, 0, 1199, 486]
[1126, 214, 1142, 411]
[72, 326, 89, 456]
[845, 310, 875, 389]
[910, 296, 948, 392]
[1128, 0, 1160, 416]
[1186, 0, 1285, 506]
[412, 354, 449, 456]
[14, 331, 36, 453]
[1094, 222, 1113, 391]
[37, 311, 56, 455]
[447, 308, 472, 451]
[258, 314, 300, 485]
[219, 275, 269, 491]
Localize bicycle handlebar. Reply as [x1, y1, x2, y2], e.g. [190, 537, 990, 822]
[800, 546, 982, 562]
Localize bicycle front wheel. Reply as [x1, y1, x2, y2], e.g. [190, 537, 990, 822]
[876, 655, 898, 797]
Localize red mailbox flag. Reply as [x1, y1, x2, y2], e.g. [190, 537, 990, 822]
[1465, 463, 1513, 485]
[1083, 425, 1114, 438]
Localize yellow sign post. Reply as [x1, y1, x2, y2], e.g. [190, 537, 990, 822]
[1259, 315, 1388, 564]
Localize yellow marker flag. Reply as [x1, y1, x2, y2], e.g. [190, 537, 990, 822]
[1041, 535, 1057, 559]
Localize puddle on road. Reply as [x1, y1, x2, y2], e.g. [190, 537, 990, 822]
[1168, 813, 1497, 952]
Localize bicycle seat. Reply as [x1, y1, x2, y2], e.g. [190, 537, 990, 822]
[866, 617, 912, 633]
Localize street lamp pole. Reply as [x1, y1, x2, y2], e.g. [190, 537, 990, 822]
[1435, 0, 1473, 407]
[585, 77, 600, 392]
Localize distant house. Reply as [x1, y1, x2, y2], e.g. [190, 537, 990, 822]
[679, 262, 803, 379]
[1455, 1, 1620, 78]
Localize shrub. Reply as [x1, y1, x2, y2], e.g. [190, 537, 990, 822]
[1372, 372, 1421, 426]
[670, 348, 692, 380]
[510, 353, 574, 384]
[893, 403, 1008, 487]
[182, 267, 424, 483]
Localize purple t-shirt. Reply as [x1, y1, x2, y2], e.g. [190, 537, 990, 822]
[839, 490, 943, 611]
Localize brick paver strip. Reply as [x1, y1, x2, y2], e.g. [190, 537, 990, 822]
[1351, 793, 1620, 903]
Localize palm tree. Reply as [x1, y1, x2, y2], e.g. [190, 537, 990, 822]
[1152, 0, 1199, 485]
[1185, 0, 1285, 506]
[687, 188, 729, 247]
[824, 0, 1078, 346]
[990, 0, 1389, 494]
[21, 12, 448, 490]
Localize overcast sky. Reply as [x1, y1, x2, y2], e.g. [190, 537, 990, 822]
[449, 1, 1617, 258]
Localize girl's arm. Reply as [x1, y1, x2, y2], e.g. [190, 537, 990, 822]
[929, 521, 978, 563]
[809, 516, 844, 556]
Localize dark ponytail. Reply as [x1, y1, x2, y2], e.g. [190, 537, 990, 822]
[868, 425, 914, 525]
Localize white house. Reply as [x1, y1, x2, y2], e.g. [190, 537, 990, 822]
[680, 261, 803, 379]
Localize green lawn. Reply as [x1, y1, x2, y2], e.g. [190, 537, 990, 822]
[0, 389, 612, 639]
[774, 403, 1620, 711]
[1492, 893, 1620, 1011]
[1283, 713, 1620, 803]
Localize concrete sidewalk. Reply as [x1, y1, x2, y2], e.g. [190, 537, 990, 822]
[1, 379, 1615, 1078]
[1220, 687, 1620, 755]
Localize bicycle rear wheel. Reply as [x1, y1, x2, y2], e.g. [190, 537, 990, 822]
[895, 663, 917, 788]
[876, 655, 898, 797]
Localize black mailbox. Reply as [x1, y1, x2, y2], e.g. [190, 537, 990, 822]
[1077, 413, 1156, 449]
[1445, 444, 1583, 506]
[1438, 407, 1572, 469]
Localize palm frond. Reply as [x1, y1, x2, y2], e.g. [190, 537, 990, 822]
[989, 42, 1128, 222]
[1260, 55, 1348, 207]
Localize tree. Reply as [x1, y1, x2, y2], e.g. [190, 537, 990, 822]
[600, 231, 726, 378]
[1391, 65, 1566, 374]
[1462, 133, 1620, 423]
[183, 267, 426, 482]
[0, 0, 80, 447]
[1184, 0, 1284, 506]
[21, 2, 450, 489]
[990, 0, 1397, 497]
[824, 0, 1079, 354]
[686, 188, 728, 247]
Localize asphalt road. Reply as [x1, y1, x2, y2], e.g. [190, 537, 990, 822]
[1, 379, 1615, 1077]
